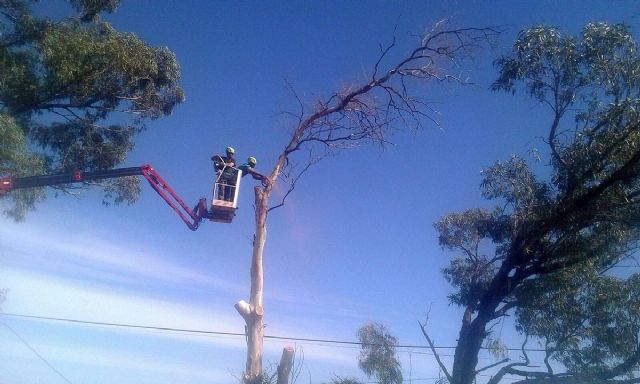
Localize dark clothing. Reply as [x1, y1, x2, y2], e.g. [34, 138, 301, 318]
[211, 154, 237, 183]
[212, 155, 236, 171]
[212, 154, 237, 201]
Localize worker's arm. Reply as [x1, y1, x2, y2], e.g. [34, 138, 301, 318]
[245, 167, 268, 182]
[238, 166, 263, 180]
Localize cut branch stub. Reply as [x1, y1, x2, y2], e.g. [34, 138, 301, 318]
[277, 346, 295, 384]
[235, 299, 252, 320]
[234, 300, 263, 319]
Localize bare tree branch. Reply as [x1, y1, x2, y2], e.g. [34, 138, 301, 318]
[239, 21, 501, 381]
[475, 358, 509, 375]
[486, 337, 532, 384]
[268, 152, 323, 212]
[419, 315, 453, 383]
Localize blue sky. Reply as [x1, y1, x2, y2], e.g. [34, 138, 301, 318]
[1, 1, 638, 383]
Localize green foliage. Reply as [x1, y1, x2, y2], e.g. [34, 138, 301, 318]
[331, 376, 363, 384]
[357, 323, 402, 384]
[492, 25, 580, 106]
[516, 267, 640, 377]
[435, 208, 506, 307]
[69, 0, 121, 21]
[0, 0, 184, 220]
[437, 22, 640, 382]
[0, 112, 45, 219]
[484, 336, 508, 360]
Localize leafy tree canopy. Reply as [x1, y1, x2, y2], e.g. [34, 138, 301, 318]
[515, 266, 640, 380]
[434, 22, 640, 384]
[0, 0, 184, 219]
[357, 323, 402, 384]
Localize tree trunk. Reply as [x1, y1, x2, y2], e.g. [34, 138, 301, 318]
[277, 346, 295, 384]
[235, 186, 268, 383]
[451, 265, 514, 384]
[451, 311, 487, 384]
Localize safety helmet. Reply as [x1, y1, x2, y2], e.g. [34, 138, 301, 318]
[226, 146, 235, 154]
[248, 156, 257, 166]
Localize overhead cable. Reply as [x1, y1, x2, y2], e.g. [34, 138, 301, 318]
[2, 312, 548, 352]
[1, 321, 75, 384]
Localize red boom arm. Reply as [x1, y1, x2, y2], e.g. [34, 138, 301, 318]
[0, 164, 209, 231]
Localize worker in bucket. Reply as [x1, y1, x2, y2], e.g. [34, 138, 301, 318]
[238, 156, 269, 185]
[211, 146, 237, 201]
[212, 146, 237, 170]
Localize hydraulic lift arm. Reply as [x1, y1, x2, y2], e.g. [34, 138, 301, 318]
[0, 164, 208, 231]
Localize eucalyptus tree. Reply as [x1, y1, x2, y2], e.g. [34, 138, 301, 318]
[357, 323, 403, 384]
[430, 23, 640, 384]
[234, 22, 500, 384]
[0, 0, 184, 219]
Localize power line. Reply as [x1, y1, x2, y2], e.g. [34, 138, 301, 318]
[1, 321, 74, 384]
[2, 312, 548, 352]
[3, 312, 243, 336]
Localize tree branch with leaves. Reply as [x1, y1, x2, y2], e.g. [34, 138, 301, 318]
[0, 0, 184, 220]
[434, 22, 640, 384]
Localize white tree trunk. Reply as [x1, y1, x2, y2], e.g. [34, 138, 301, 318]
[236, 186, 268, 383]
[277, 346, 295, 384]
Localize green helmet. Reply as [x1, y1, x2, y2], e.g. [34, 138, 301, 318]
[248, 156, 257, 166]
[226, 146, 235, 154]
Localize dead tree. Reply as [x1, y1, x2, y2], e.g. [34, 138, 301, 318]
[233, 21, 500, 383]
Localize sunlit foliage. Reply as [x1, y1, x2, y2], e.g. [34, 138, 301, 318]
[0, 0, 184, 219]
[357, 323, 402, 384]
[436, 23, 640, 383]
